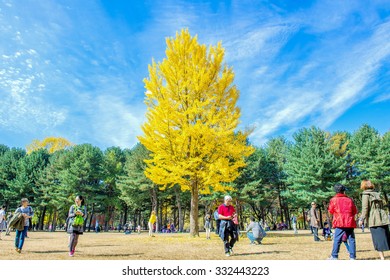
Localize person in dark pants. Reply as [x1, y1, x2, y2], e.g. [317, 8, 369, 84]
[359, 180, 390, 260]
[327, 183, 357, 260]
[309, 202, 320, 241]
[14, 198, 34, 253]
[218, 195, 238, 257]
[213, 208, 220, 235]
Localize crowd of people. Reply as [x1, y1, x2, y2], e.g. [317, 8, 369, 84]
[0, 179, 389, 259]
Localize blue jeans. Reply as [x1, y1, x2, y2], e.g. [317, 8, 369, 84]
[15, 226, 28, 249]
[331, 228, 356, 259]
[247, 232, 263, 243]
[313, 227, 320, 241]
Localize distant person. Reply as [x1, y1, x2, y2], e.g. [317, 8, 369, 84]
[204, 214, 211, 239]
[14, 198, 34, 253]
[327, 183, 357, 260]
[95, 220, 99, 233]
[0, 205, 6, 239]
[309, 202, 320, 241]
[246, 216, 266, 245]
[67, 195, 87, 257]
[137, 225, 141, 234]
[291, 214, 298, 234]
[148, 211, 156, 237]
[359, 180, 390, 260]
[213, 208, 220, 235]
[218, 195, 238, 257]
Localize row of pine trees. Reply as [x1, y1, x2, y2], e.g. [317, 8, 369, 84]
[0, 124, 388, 232]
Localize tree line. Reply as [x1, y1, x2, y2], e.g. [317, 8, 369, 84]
[0, 124, 388, 232]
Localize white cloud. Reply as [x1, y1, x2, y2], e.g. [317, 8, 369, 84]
[241, 12, 390, 145]
[373, 93, 390, 103]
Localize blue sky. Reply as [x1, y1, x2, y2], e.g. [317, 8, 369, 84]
[0, 0, 389, 150]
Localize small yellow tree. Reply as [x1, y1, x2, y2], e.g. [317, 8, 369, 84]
[138, 29, 254, 236]
[26, 136, 74, 154]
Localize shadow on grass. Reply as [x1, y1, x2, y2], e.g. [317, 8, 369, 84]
[356, 249, 372, 253]
[91, 253, 144, 257]
[234, 251, 290, 257]
[30, 250, 68, 254]
[82, 244, 120, 248]
[268, 233, 313, 238]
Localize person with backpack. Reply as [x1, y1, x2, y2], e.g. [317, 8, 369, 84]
[218, 195, 238, 257]
[327, 183, 357, 260]
[67, 195, 87, 257]
[246, 216, 266, 245]
[359, 180, 390, 260]
[14, 198, 34, 253]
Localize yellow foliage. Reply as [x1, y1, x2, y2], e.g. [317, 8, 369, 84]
[138, 29, 254, 194]
[26, 136, 74, 154]
[330, 132, 349, 157]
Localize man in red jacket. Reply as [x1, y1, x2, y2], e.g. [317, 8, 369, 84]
[328, 183, 357, 260]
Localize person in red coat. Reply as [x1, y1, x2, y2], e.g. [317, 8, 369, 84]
[327, 183, 358, 260]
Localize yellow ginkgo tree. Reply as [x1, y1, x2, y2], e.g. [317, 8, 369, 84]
[26, 136, 74, 154]
[138, 29, 254, 236]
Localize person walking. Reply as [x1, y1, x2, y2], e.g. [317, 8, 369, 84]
[67, 195, 87, 257]
[148, 210, 156, 237]
[359, 180, 390, 260]
[309, 202, 321, 241]
[327, 183, 357, 260]
[218, 195, 238, 257]
[0, 205, 6, 240]
[246, 216, 266, 245]
[14, 198, 34, 253]
[204, 214, 211, 239]
[291, 214, 298, 234]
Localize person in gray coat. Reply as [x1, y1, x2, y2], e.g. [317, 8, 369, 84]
[67, 195, 87, 257]
[246, 216, 266, 244]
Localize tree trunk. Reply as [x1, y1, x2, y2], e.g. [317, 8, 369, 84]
[319, 207, 323, 229]
[285, 205, 290, 229]
[88, 204, 94, 232]
[302, 208, 307, 230]
[151, 185, 159, 232]
[189, 179, 199, 237]
[278, 187, 284, 222]
[175, 186, 184, 232]
[51, 209, 57, 232]
[123, 204, 128, 225]
[182, 205, 187, 232]
[39, 205, 47, 230]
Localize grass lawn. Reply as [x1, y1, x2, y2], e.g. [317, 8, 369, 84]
[0, 229, 388, 260]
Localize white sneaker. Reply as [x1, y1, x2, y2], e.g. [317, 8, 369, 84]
[327, 256, 337, 260]
[225, 252, 230, 257]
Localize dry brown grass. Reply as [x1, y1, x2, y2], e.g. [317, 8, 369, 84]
[0, 229, 388, 260]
